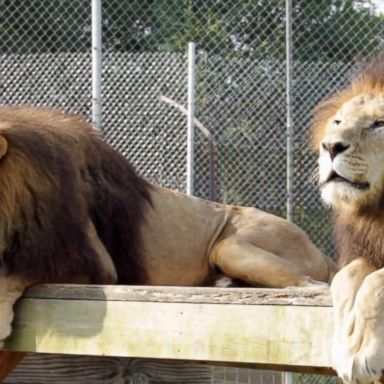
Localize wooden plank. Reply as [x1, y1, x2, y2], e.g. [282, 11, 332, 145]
[5, 355, 216, 384]
[4, 354, 332, 384]
[3, 285, 334, 370]
[24, 284, 332, 306]
[4, 354, 291, 384]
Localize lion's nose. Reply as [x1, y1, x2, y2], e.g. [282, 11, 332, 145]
[321, 141, 350, 160]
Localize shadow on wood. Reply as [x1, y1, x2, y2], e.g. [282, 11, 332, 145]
[3, 284, 334, 373]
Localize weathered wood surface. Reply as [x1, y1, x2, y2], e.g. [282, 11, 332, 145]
[2, 284, 333, 372]
[5, 354, 285, 384]
[24, 284, 332, 306]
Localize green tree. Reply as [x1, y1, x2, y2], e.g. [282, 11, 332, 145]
[0, 0, 382, 60]
[0, 0, 91, 53]
[292, 0, 383, 61]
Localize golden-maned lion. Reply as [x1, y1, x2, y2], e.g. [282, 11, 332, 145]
[313, 58, 384, 384]
[0, 107, 334, 346]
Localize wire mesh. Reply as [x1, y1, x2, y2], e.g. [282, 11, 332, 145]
[1, 1, 384, 383]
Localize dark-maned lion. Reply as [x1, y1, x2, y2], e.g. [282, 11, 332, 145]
[0, 107, 334, 345]
[313, 58, 384, 384]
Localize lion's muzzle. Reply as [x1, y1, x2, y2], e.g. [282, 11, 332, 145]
[321, 171, 370, 190]
[322, 141, 350, 160]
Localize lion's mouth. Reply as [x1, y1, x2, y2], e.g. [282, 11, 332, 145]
[322, 171, 370, 190]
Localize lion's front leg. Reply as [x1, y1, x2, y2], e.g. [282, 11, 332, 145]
[331, 258, 384, 384]
[0, 274, 32, 348]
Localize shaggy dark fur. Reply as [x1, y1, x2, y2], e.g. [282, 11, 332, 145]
[0, 107, 151, 284]
[86, 136, 152, 284]
[334, 212, 384, 269]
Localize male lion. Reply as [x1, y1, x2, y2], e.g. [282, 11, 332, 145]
[314, 58, 384, 384]
[0, 107, 334, 346]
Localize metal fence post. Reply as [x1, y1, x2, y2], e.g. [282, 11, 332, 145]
[283, 1, 294, 383]
[285, 0, 293, 223]
[92, 0, 102, 128]
[186, 42, 196, 196]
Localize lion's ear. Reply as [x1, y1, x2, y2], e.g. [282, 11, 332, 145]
[0, 136, 8, 160]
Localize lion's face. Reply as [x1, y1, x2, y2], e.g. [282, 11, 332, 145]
[318, 93, 384, 210]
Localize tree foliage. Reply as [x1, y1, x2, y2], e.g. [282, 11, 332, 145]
[0, 0, 382, 61]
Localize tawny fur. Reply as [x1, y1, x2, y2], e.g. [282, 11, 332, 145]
[0, 106, 335, 347]
[0, 106, 333, 289]
[312, 57, 384, 149]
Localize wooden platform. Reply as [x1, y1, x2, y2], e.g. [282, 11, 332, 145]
[2, 284, 334, 375]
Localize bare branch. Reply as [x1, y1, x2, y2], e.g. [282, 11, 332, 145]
[159, 95, 217, 145]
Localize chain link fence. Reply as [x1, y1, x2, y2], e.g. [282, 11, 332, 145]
[1, 1, 384, 383]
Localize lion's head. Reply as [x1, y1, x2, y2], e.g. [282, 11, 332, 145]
[313, 58, 384, 269]
[313, 59, 384, 213]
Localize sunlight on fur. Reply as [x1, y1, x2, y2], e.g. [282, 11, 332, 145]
[313, 57, 384, 384]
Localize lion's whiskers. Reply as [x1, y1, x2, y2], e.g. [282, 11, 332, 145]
[309, 167, 320, 186]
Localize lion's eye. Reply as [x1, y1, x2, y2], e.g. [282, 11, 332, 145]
[370, 120, 384, 129]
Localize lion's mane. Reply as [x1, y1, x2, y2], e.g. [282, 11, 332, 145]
[312, 57, 384, 148]
[0, 107, 151, 283]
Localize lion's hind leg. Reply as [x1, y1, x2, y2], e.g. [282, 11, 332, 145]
[210, 237, 327, 288]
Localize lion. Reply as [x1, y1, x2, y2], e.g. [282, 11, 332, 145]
[0, 107, 335, 347]
[313, 58, 384, 384]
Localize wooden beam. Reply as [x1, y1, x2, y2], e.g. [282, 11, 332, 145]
[3, 285, 333, 372]
[21, 284, 332, 306]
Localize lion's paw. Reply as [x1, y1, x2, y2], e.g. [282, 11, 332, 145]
[331, 266, 384, 383]
[333, 345, 383, 384]
[332, 309, 384, 384]
[290, 276, 329, 290]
